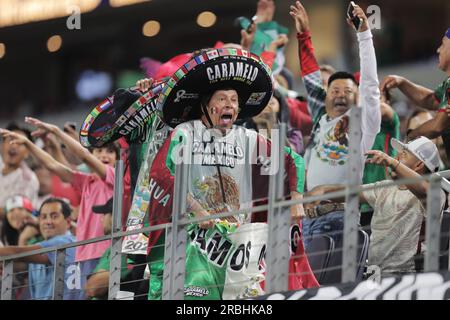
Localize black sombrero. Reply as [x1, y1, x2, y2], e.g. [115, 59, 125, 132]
[79, 82, 165, 148]
[156, 48, 274, 127]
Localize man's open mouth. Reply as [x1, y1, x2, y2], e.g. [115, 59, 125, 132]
[8, 150, 17, 158]
[219, 114, 233, 126]
[334, 101, 348, 109]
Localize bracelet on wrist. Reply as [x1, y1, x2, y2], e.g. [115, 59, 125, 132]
[390, 160, 400, 171]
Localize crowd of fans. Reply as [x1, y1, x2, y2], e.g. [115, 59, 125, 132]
[0, 0, 449, 300]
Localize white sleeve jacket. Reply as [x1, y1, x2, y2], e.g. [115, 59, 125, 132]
[357, 29, 381, 155]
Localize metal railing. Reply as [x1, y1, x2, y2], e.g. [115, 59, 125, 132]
[1, 108, 450, 300]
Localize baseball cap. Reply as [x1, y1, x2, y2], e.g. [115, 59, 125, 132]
[92, 197, 113, 214]
[391, 137, 440, 173]
[5, 195, 34, 213]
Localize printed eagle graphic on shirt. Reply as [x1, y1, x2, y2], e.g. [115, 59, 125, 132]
[316, 115, 350, 165]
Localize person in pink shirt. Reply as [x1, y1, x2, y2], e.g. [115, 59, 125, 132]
[0, 117, 119, 299]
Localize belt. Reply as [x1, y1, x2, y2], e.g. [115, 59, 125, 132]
[305, 202, 345, 219]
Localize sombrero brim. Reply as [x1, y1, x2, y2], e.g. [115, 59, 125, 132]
[156, 48, 273, 127]
[79, 83, 165, 147]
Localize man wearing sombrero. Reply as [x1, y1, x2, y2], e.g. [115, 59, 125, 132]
[145, 48, 318, 299]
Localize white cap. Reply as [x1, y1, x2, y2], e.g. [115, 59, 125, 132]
[391, 137, 440, 173]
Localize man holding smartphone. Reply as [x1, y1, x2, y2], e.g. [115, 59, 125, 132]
[347, 1, 363, 32]
[290, 1, 381, 250]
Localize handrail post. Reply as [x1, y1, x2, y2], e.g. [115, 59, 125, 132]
[109, 157, 124, 300]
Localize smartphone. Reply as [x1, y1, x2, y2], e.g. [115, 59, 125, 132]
[347, 1, 362, 31]
[235, 16, 257, 34]
[247, 15, 257, 33]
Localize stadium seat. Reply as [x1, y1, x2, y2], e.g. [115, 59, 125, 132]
[356, 229, 370, 280]
[415, 210, 450, 272]
[304, 234, 335, 283]
[320, 229, 370, 285]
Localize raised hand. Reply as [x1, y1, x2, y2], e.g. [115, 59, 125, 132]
[381, 75, 406, 94]
[240, 22, 257, 51]
[25, 116, 58, 138]
[0, 128, 30, 146]
[42, 132, 60, 153]
[268, 34, 289, 52]
[196, 209, 215, 229]
[135, 78, 154, 92]
[289, 1, 310, 33]
[444, 105, 450, 117]
[365, 150, 396, 167]
[347, 3, 369, 32]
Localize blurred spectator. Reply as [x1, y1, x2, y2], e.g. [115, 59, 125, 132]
[319, 65, 337, 90]
[0, 195, 41, 299]
[406, 109, 434, 134]
[382, 28, 450, 156]
[0, 123, 39, 222]
[0, 116, 118, 299]
[1, 195, 38, 246]
[307, 137, 445, 275]
[239, 0, 288, 75]
[290, 2, 381, 247]
[240, 89, 304, 155]
[0, 198, 82, 299]
[406, 109, 450, 169]
[361, 90, 400, 224]
[239, 10, 312, 146]
[32, 131, 81, 229]
[34, 165, 53, 208]
[34, 127, 82, 208]
[85, 197, 148, 300]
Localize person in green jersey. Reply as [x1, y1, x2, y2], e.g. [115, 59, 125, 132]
[361, 90, 400, 219]
[381, 28, 450, 158]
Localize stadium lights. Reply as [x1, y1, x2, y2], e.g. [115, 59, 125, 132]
[0, 0, 101, 28]
[196, 11, 217, 28]
[110, 0, 150, 7]
[142, 20, 160, 37]
[47, 35, 62, 52]
[0, 43, 5, 59]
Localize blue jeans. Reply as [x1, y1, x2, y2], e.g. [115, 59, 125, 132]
[302, 211, 345, 250]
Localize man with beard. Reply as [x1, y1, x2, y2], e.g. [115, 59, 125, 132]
[306, 137, 445, 276]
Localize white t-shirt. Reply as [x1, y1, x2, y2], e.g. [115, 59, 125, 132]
[175, 121, 257, 223]
[0, 156, 40, 209]
[362, 180, 445, 274]
[305, 29, 381, 191]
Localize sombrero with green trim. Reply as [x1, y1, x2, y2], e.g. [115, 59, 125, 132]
[79, 82, 164, 148]
[156, 48, 273, 127]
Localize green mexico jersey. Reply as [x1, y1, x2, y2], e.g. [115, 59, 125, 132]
[435, 78, 450, 163]
[361, 112, 400, 212]
[435, 77, 450, 110]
